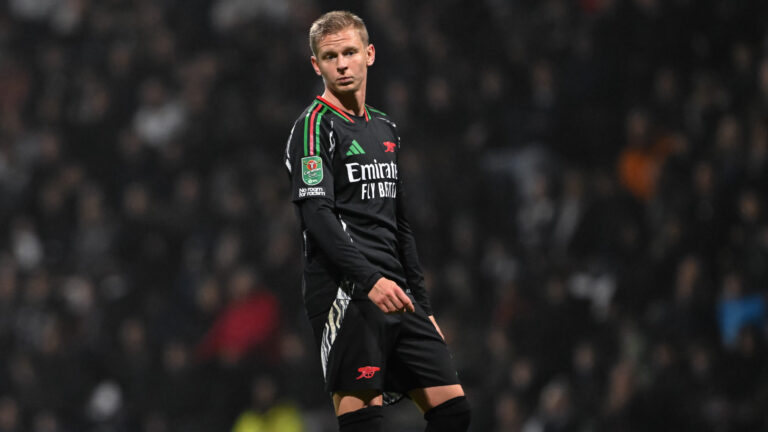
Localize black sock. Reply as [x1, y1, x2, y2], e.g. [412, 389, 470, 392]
[424, 396, 471, 432]
[338, 405, 383, 432]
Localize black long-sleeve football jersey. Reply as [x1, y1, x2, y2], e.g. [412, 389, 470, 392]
[284, 96, 431, 318]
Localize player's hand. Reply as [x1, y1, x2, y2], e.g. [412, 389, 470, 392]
[428, 315, 445, 341]
[368, 277, 415, 314]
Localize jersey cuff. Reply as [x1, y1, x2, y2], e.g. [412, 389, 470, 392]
[361, 272, 384, 293]
[420, 302, 433, 316]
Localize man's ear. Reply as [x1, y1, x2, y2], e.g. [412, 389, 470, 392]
[366, 44, 375, 67]
[311, 56, 322, 76]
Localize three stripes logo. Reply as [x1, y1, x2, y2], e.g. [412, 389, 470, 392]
[346, 140, 365, 156]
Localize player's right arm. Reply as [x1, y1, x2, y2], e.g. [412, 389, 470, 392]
[285, 112, 413, 313]
[298, 200, 413, 313]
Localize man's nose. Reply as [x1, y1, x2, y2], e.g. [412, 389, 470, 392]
[336, 56, 348, 70]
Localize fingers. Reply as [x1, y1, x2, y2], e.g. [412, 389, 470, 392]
[371, 295, 391, 314]
[382, 295, 404, 314]
[369, 277, 415, 314]
[376, 301, 396, 314]
[383, 289, 413, 314]
[396, 289, 415, 312]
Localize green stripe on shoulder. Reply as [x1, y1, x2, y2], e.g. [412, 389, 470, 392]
[324, 105, 351, 122]
[314, 106, 328, 154]
[366, 105, 387, 116]
[303, 101, 319, 156]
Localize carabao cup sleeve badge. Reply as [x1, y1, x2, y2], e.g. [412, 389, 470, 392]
[301, 156, 323, 185]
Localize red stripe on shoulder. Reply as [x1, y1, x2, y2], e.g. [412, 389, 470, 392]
[308, 103, 323, 156]
[316, 96, 355, 123]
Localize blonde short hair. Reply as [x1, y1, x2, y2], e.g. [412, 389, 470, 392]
[309, 11, 369, 56]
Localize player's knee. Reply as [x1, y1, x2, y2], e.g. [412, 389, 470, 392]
[338, 405, 383, 432]
[424, 396, 471, 432]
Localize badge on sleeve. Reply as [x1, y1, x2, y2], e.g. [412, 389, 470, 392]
[301, 156, 323, 185]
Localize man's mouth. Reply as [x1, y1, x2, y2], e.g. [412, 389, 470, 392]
[337, 76, 353, 84]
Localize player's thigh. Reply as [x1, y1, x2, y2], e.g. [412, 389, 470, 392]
[390, 306, 461, 397]
[333, 390, 383, 416]
[408, 384, 465, 414]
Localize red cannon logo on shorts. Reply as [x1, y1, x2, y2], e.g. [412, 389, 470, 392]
[356, 366, 381, 380]
[382, 141, 397, 152]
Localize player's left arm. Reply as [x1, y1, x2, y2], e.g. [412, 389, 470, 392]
[396, 197, 444, 340]
[394, 188, 432, 314]
[388, 122, 443, 339]
[393, 142, 434, 318]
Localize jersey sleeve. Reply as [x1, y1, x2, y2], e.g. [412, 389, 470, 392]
[285, 108, 383, 294]
[298, 198, 384, 293]
[285, 107, 335, 202]
[393, 137, 433, 315]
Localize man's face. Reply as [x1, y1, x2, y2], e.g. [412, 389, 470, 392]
[311, 28, 375, 95]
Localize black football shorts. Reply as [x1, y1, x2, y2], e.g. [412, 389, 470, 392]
[309, 290, 460, 405]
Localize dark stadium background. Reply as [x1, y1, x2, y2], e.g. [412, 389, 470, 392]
[1, 0, 767, 431]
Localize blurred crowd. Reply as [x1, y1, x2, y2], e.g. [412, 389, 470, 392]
[1, 0, 767, 431]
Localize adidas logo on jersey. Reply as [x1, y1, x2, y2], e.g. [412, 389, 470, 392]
[346, 140, 365, 156]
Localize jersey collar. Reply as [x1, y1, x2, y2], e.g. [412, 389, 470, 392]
[315, 96, 370, 122]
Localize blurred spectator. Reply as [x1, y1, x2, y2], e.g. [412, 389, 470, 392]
[492, 392, 525, 432]
[0, 396, 20, 432]
[197, 267, 280, 364]
[521, 378, 576, 432]
[0, 0, 766, 430]
[230, 375, 304, 432]
[717, 271, 766, 348]
[132, 78, 186, 150]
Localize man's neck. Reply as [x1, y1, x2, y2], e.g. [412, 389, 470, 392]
[321, 88, 366, 117]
